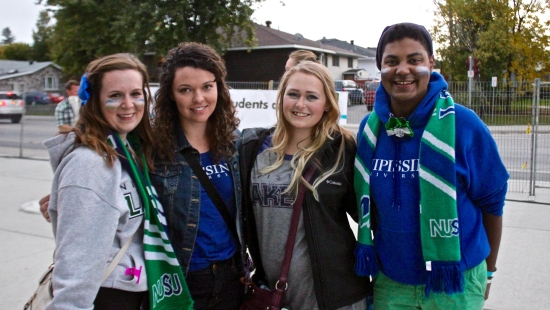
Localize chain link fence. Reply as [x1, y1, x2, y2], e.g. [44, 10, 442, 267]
[1, 79, 548, 196]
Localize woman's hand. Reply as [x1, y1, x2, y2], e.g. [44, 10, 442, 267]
[39, 194, 51, 223]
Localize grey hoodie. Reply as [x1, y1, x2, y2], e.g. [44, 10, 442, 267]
[43, 133, 147, 310]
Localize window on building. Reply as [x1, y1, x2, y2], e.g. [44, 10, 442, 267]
[321, 54, 327, 66]
[44, 77, 59, 90]
[19, 84, 25, 93]
[348, 57, 353, 68]
[332, 56, 340, 67]
[8, 84, 15, 91]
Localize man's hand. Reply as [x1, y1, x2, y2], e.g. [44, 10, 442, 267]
[39, 194, 51, 223]
[58, 124, 72, 133]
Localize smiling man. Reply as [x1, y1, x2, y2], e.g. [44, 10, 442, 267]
[353, 23, 509, 310]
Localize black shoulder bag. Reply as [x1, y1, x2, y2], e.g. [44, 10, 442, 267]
[180, 149, 239, 242]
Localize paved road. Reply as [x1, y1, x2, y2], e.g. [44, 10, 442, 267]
[1, 156, 550, 309]
[0, 116, 57, 158]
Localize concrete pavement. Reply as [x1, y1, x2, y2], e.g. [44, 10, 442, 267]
[1, 155, 549, 309]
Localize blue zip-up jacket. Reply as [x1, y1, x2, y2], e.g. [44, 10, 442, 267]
[356, 72, 509, 285]
[150, 127, 244, 274]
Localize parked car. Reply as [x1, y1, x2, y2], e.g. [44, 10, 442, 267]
[364, 81, 379, 111]
[334, 80, 365, 105]
[25, 91, 51, 105]
[0, 91, 25, 123]
[48, 92, 65, 104]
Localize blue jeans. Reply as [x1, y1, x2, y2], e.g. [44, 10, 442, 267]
[186, 255, 244, 310]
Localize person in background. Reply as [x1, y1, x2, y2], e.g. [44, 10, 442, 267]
[54, 80, 80, 132]
[43, 53, 192, 309]
[285, 50, 320, 71]
[353, 22, 508, 309]
[149, 42, 244, 309]
[240, 61, 371, 309]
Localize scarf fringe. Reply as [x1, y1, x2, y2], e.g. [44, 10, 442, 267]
[354, 243, 379, 277]
[425, 261, 464, 297]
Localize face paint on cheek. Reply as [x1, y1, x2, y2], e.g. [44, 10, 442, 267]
[381, 68, 391, 76]
[415, 66, 431, 76]
[104, 99, 122, 110]
[132, 98, 145, 107]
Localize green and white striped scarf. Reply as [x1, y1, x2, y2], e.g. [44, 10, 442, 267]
[354, 91, 464, 296]
[111, 132, 194, 309]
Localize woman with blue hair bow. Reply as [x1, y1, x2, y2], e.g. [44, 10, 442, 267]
[42, 53, 193, 310]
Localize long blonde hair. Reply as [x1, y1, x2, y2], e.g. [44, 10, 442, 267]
[263, 61, 355, 200]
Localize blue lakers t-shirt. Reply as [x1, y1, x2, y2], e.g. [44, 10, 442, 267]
[188, 152, 236, 271]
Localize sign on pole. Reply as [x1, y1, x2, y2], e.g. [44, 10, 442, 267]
[468, 70, 475, 78]
[492, 76, 498, 87]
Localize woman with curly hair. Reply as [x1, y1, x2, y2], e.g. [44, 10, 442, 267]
[150, 42, 244, 309]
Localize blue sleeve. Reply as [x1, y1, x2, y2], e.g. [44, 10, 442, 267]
[455, 105, 509, 215]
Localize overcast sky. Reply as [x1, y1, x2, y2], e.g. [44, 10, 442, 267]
[2, 0, 437, 49]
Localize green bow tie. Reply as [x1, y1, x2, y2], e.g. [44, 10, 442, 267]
[385, 116, 414, 138]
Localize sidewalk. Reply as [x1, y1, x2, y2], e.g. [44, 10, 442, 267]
[1, 156, 549, 309]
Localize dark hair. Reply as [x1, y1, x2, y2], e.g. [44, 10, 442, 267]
[64, 79, 79, 91]
[153, 42, 239, 162]
[73, 53, 155, 169]
[376, 23, 433, 70]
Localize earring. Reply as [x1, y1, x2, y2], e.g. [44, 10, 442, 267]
[325, 109, 329, 112]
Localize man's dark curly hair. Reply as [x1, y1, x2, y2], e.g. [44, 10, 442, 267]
[152, 42, 240, 162]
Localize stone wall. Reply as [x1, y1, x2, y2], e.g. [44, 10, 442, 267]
[0, 65, 63, 93]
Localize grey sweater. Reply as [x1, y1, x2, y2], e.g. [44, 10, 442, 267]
[43, 133, 147, 310]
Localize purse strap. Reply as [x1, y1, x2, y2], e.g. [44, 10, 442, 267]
[102, 234, 134, 282]
[180, 149, 240, 242]
[275, 164, 317, 291]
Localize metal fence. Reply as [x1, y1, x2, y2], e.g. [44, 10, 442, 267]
[163, 79, 550, 196]
[1, 79, 548, 196]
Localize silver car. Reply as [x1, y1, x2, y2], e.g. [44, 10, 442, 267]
[0, 91, 25, 123]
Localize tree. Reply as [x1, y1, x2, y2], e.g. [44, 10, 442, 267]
[2, 27, 15, 44]
[39, 0, 136, 78]
[432, 0, 550, 82]
[32, 10, 53, 61]
[38, 0, 262, 79]
[3, 43, 32, 60]
[127, 0, 259, 59]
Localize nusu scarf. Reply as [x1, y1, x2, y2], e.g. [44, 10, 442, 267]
[354, 90, 463, 297]
[110, 132, 194, 309]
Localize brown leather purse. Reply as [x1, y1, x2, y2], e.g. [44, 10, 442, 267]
[240, 166, 316, 310]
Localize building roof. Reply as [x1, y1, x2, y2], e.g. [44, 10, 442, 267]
[318, 38, 376, 58]
[0, 60, 62, 80]
[228, 23, 362, 57]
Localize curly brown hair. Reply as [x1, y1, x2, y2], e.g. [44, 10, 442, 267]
[73, 53, 155, 170]
[152, 42, 239, 162]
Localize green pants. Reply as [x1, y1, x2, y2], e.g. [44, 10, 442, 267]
[374, 261, 486, 310]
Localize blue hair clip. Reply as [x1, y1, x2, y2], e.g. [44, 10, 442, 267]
[78, 74, 91, 106]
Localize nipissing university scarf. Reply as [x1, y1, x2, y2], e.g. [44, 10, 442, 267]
[109, 132, 194, 309]
[354, 90, 463, 297]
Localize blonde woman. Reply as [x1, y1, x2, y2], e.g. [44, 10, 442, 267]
[239, 61, 371, 309]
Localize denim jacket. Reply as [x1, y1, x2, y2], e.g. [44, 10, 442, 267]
[150, 128, 243, 274]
